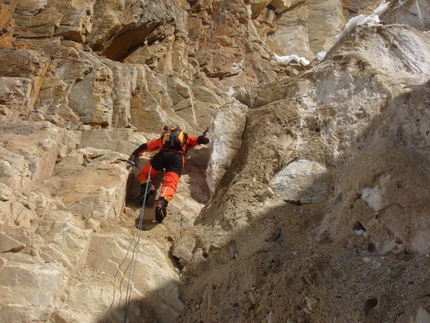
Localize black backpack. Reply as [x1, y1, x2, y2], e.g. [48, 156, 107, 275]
[161, 126, 188, 151]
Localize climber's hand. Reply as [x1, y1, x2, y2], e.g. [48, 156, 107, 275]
[197, 135, 209, 145]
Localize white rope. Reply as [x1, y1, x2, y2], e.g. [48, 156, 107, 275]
[416, 0, 423, 29]
[123, 165, 152, 323]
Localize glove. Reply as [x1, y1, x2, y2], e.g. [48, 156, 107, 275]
[197, 135, 209, 145]
[129, 154, 136, 162]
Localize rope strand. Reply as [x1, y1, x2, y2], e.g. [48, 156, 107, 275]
[123, 165, 152, 322]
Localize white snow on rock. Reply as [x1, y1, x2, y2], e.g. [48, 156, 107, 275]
[334, 1, 390, 46]
[274, 53, 310, 66]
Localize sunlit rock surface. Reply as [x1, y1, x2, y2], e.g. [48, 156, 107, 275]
[1, 0, 430, 322]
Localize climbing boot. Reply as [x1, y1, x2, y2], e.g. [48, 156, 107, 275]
[138, 181, 155, 205]
[154, 197, 168, 223]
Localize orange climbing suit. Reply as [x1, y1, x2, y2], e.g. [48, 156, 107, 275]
[135, 135, 199, 202]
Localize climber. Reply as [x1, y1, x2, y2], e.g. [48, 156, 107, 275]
[129, 125, 210, 223]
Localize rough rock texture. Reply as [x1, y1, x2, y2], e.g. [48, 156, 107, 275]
[175, 22, 430, 322]
[1, 0, 430, 323]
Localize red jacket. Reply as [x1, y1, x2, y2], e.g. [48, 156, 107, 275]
[133, 136, 199, 156]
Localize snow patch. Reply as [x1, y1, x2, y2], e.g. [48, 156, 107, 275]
[361, 175, 390, 211]
[274, 53, 310, 66]
[316, 51, 326, 61]
[232, 60, 244, 73]
[361, 186, 384, 211]
[334, 2, 390, 46]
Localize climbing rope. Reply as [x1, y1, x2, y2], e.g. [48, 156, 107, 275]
[122, 165, 152, 322]
[416, 0, 423, 29]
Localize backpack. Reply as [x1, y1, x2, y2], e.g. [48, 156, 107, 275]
[161, 126, 188, 151]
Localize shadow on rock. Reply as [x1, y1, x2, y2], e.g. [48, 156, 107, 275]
[97, 278, 184, 323]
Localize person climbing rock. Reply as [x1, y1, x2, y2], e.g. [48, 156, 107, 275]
[129, 125, 209, 223]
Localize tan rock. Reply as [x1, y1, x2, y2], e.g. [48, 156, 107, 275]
[0, 121, 64, 186]
[44, 158, 129, 220]
[101, 59, 137, 129]
[0, 232, 25, 253]
[129, 65, 171, 133]
[52, 0, 95, 42]
[89, 0, 186, 62]
[80, 128, 146, 155]
[0, 260, 68, 306]
[35, 210, 91, 270]
[265, 1, 314, 59]
[14, 8, 62, 39]
[0, 2, 16, 48]
[306, 0, 345, 54]
[68, 58, 114, 126]
[0, 1, 430, 323]
[0, 49, 49, 120]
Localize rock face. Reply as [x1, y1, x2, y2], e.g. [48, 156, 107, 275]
[1, 0, 430, 323]
[176, 22, 430, 323]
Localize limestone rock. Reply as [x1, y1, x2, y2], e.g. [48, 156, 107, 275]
[13, 1, 60, 39]
[342, 0, 386, 15]
[129, 64, 175, 133]
[177, 22, 430, 323]
[270, 158, 329, 204]
[205, 101, 248, 195]
[68, 56, 114, 126]
[89, 0, 187, 62]
[0, 48, 49, 121]
[0, 121, 65, 191]
[1, 1, 430, 323]
[0, 260, 68, 309]
[0, 231, 25, 253]
[409, 305, 430, 323]
[0, 2, 16, 48]
[382, 0, 430, 31]
[80, 128, 146, 155]
[306, 0, 345, 54]
[35, 210, 92, 270]
[45, 156, 129, 220]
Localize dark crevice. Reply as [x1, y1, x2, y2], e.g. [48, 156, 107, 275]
[99, 22, 160, 61]
[364, 297, 378, 315]
[353, 221, 366, 232]
[169, 250, 184, 271]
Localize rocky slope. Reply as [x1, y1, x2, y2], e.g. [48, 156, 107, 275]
[1, 0, 430, 322]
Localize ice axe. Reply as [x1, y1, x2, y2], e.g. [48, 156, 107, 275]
[115, 158, 136, 169]
[202, 127, 209, 137]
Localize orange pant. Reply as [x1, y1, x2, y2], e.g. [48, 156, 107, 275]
[138, 161, 181, 202]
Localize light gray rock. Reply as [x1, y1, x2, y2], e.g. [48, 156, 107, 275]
[1, 1, 430, 323]
[206, 101, 248, 195]
[270, 158, 329, 204]
[0, 260, 68, 307]
[382, 0, 430, 31]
